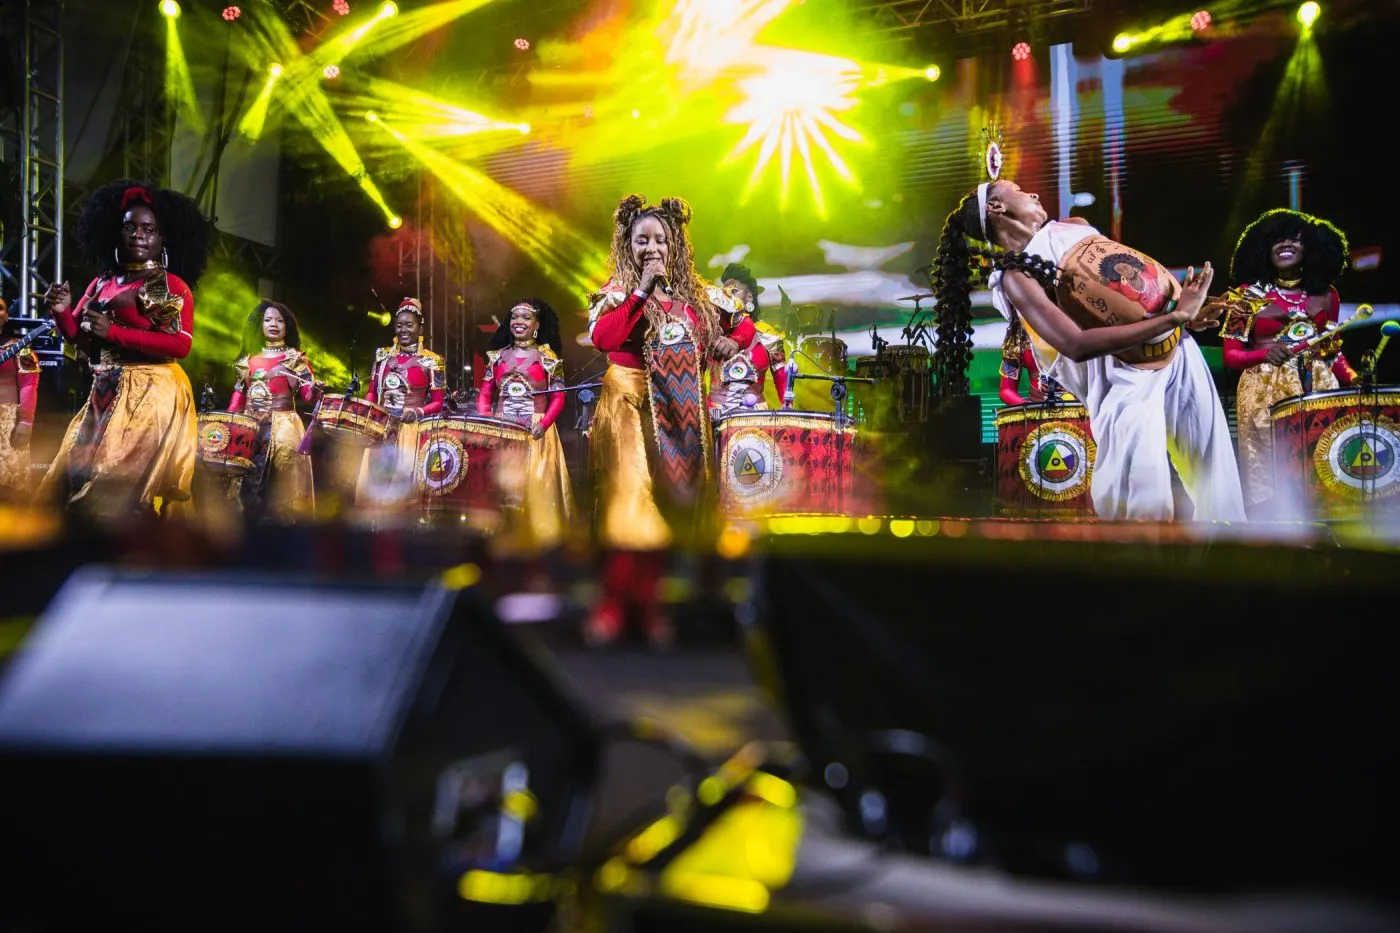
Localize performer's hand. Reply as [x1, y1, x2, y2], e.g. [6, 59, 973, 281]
[530, 422, 545, 440]
[82, 307, 112, 338]
[1264, 341, 1293, 366]
[639, 259, 667, 295]
[1173, 262, 1215, 328]
[44, 281, 71, 315]
[401, 407, 420, 423]
[711, 335, 740, 360]
[11, 421, 31, 449]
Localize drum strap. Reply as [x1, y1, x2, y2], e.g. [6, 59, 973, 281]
[644, 323, 709, 508]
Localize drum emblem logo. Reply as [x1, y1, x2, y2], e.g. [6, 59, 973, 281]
[1314, 414, 1400, 499]
[1018, 424, 1094, 501]
[384, 372, 405, 391]
[724, 427, 783, 503]
[200, 422, 229, 453]
[419, 435, 467, 495]
[505, 380, 530, 399]
[658, 321, 688, 347]
[724, 356, 754, 383]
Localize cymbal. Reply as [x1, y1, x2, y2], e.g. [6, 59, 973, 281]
[898, 293, 934, 301]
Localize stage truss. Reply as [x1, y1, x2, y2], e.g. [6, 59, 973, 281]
[861, 0, 1095, 34]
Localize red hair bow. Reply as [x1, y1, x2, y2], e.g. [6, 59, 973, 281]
[120, 186, 153, 211]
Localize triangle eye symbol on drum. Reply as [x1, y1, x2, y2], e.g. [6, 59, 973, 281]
[1036, 441, 1077, 482]
[428, 449, 455, 483]
[736, 449, 767, 486]
[1342, 435, 1393, 479]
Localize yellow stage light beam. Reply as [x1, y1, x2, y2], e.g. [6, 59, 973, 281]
[163, 4, 204, 135]
[237, 63, 283, 140]
[1297, 2, 1320, 30]
[372, 118, 607, 296]
[335, 0, 500, 63]
[159, 0, 180, 18]
[338, 76, 529, 145]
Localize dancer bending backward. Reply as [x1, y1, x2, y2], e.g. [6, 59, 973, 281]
[932, 180, 1245, 520]
[585, 194, 729, 647]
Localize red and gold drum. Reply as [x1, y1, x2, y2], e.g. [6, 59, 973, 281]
[316, 394, 391, 446]
[1056, 235, 1182, 368]
[414, 415, 530, 528]
[994, 402, 1096, 517]
[195, 412, 260, 475]
[716, 410, 878, 517]
[1270, 388, 1400, 519]
[793, 336, 847, 413]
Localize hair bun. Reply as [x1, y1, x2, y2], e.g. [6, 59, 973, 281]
[660, 197, 691, 226]
[614, 194, 648, 229]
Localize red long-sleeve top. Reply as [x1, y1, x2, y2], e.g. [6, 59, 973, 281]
[999, 345, 1045, 406]
[227, 348, 318, 414]
[1221, 284, 1356, 385]
[0, 342, 40, 426]
[54, 273, 195, 362]
[366, 344, 446, 418]
[476, 347, 567, 430]
[591, 290, 753, 369]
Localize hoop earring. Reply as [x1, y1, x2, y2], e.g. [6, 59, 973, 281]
[114, 247, 120, 266]
[161, 248, 169, 268]
[532, 329, 539, 340]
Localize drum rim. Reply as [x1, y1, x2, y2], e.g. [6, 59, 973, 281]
[198, 411, 261, 427]
[995, 401, 1089, 425]
[1269, 387, 1400, 419]
[419, 413, 532, 438]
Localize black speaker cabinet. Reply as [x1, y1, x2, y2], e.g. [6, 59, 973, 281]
[0, 567, 599, 931]
[753, 530, 1398, 905]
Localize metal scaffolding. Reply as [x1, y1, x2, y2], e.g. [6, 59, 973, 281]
[120, 7, 170, 187]
[860, 0, 1094, 34]
[0, 0, 64, 321]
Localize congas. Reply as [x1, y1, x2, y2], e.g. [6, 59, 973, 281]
[716, 410, 869, 517]
[794, 336, 847, 412]
[1055, 235, 1182, 368]
[315, 394, 391, 446]
[414, 415, 530, 528]
[1270, 387, 1400, 519]
[195, 412, 260, 475]
[994, 401, 1096, 517]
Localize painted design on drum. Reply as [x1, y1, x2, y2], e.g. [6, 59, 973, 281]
[418, 435, 468, 495]
[1313, 414, 1400, 499]
[723, 426, 784, 503]
[200, 421, 229, 453]
[1018, 423, 1094, 501]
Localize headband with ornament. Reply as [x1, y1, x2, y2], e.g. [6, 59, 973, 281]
[975, 124, 1005, 241]
[396, 297, 424, 319]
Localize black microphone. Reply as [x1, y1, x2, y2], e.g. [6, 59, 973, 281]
[655, 274, 673, 296]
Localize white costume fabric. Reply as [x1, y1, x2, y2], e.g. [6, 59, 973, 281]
[989, 221, 1246, 521]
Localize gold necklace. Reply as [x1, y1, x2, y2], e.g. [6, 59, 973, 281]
[1275, 275, 1303, 289]
[122, 259, 161, 272]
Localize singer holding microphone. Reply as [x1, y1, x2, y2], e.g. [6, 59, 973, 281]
[1222, 209, 1357, 517]
[226, 300, 322, 522]
[477, 298, 575, 553]
[39, 179, 210, 522]
[584, 194, 725, 648]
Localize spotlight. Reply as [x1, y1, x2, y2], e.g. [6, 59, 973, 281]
[269, 62, 283, 77]
[333, 0, 350, 12]
[1111, 33, 1133, 53]
[1296, 1, 1320, 28]
[923, 64, 941, 81]
[514, 37, 530, 50]
[221, 5, 241, 20]
[630, 109, 641, 119]
[517, 123, 531, 134]
[323, 64, 341, 79]
[1011, 41, 1031, 61]
[365, 110, 379, 122]
[159, 0, 181, 17]
[378, 1, 397, 17]
[1190, 10, 1211, 30]
[388, 215, 403, 229]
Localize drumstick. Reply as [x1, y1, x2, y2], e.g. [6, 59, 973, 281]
[1290, 304, 1375, 354]
[296, 392, 324, 456]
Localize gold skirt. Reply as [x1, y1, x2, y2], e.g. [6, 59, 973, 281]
[39, 362, 196, 518]
[0, 403, 30, 501]
[239, 410, 314, 521]
[591, 365, 672, 551]
[355, 418, 423, 509]
[1236, 359, 1339, 506]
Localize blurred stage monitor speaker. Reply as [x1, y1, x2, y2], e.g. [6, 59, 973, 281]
[753, 531, 1397, 906]
[0, 567, 600, 932]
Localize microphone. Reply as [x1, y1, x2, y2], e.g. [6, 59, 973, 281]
[782, 358, 798, 410]
[655, 274, 673, 296]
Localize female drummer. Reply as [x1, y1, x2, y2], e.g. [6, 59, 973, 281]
[227, 300, 321, 521]
[932, 178, 1243, 521]
[585, 194, 726, 647]
[0, 298, 40, 503]
[1223, 209, 1356, 517]
[706, 262, 788, 417]
[39, 178, 210, 522]
[477, 298, 575, 551]
[357, 297, 446, 508]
